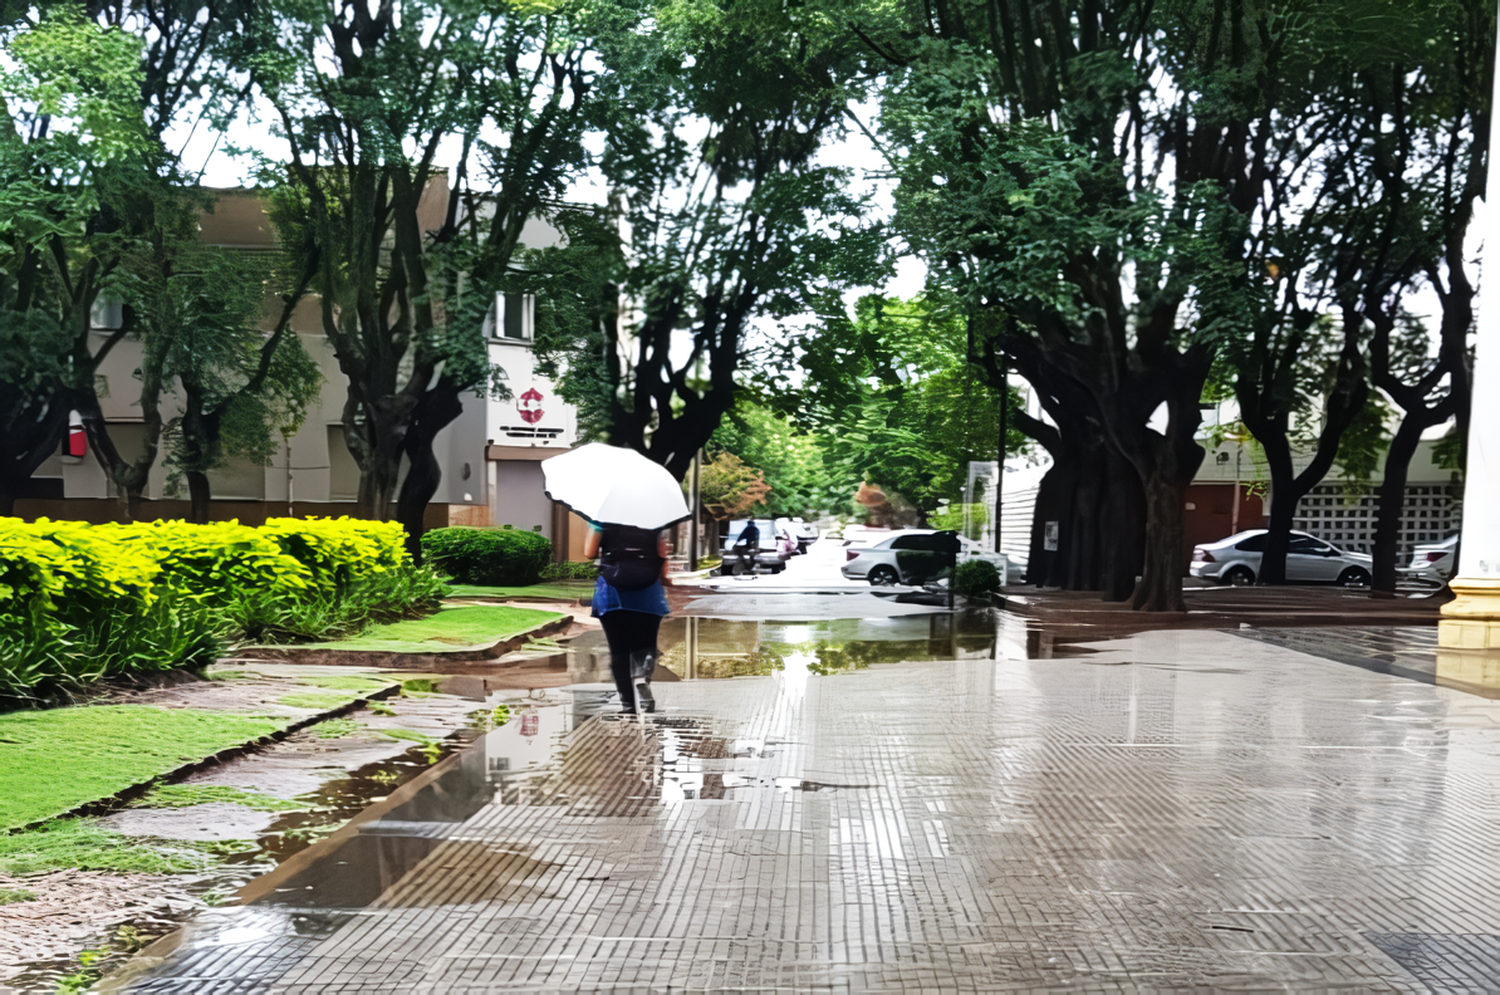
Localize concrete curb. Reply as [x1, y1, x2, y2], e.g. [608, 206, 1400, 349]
[232, 614, 575, 668]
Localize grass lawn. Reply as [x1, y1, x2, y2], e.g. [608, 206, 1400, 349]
[292, 604, 565, 653]
[0, 706, 286, 831]
[446, 580, 593, 602]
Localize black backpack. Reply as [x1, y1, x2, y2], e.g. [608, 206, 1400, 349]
[597, 525, 663, 591]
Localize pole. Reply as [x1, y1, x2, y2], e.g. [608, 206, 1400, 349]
[1231, 443, 1241, 535]
[689, 449, 701, 571]
[1439, 13, 1500, 651]
[995, 356, 1007, 555]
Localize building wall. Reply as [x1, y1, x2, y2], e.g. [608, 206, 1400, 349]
[13, 185, 590, 559]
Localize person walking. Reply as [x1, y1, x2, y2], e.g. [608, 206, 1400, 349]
[584, 524, 670, 714]
[541, 443, 692, 714]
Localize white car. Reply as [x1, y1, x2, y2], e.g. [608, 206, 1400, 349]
[842, 530, 1013, 586]
[1189, 529, 1372, 587]
[1405, 534, 1457, 587]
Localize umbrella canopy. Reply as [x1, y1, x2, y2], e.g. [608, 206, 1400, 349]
[541, 443, 691, 530]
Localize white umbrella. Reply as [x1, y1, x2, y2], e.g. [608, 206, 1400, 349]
[541, 443, 691, 530]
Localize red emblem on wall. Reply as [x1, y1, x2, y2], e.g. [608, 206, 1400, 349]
[517, 387, 545, 425]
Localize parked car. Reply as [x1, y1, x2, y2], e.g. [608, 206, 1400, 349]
[842, 530, 1013, 586]
[719, 518, 791, 574]
[1405, 534, 1458, 588]
[1189, 529, 1372, 587]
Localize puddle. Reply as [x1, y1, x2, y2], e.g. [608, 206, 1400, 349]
[995, 613, 1107, 659]
[649, 612, 999, 681]
[91, 607, 1026, 988]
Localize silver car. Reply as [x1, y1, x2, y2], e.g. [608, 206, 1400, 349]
[1405, 534, 1457, 588]
[842, 531, 1012, 586]
[1189, 529, 1372, 587]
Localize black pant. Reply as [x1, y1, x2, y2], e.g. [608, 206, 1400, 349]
[599, 610, 661, 710]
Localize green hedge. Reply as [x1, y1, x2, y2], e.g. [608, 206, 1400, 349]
[541, 560, 598, 581]
[953, 558, 1001, 599]
[421, 527, 553, 586]
[0, 517, 445, 702]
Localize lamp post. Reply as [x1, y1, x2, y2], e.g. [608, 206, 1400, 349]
[1438, 18, 1500, 654]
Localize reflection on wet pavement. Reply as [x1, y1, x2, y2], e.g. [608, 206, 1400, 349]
[1234, 626, 1500, 699]
[108, 617, 1500, 991]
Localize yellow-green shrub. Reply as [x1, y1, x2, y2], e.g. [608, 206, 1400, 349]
[98, 520, 313, 604]
[0, 516, 433, 701]
[0, 518, 160, 615]
[259, 517, 408, 589]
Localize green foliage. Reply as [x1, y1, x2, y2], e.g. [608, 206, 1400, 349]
[778, 296, 1020, 518]
[698, 451, 772, 520]
[1432, 425, 1464, 472]
[0, 819, 209, 876]
[1334, 393, 1393, 499]
[710, 401, 838, 518]
[0, 886, 35, 904]
[421, 527, 553, 586]
[152, 244, 324, 496]
[930, 503, 986, 537]
[530, 0, 884, 479]
[953, 559, 1001, 599]
[0, 705, 282, 830]
[0, 517, 436, 697]
[227, 562, 449, 644]
[540, 560, 598, 581]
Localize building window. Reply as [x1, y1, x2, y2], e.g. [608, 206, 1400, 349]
[487, 292, 534, 341]
[91, 296, 124, 331]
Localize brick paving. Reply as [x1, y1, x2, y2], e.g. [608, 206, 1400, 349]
[117, 626, 1500, 992]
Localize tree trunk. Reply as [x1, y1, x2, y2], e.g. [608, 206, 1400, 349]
[1132, 474, 1190, 612]
[187, 470, 212, 524]
[1257, 435, 1296, 584]
[1065, 447, 1104, 590]
[1027, 463, 1067, 586]
[356, 462, 401, 522]
[0, 390, 73, 518]
[395, 381, 466, 561]
[1100, 447, 1144, 602]
[1371, 417, 1426, 594]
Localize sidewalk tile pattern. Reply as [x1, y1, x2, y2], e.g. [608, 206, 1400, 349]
[125, 628, 1500, 992]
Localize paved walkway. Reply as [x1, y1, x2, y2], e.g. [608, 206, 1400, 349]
[115, 626, 1500, 992]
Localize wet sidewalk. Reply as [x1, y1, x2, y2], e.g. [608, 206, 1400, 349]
[112, 624, 1500, 992]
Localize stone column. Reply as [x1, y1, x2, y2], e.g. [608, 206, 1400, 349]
[1439, 19, 1500, 652]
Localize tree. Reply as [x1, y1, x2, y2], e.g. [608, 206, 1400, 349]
[152, 244, 323, 522]
[768, 295, 1023, 523]
[1356, 0, 1488, 593]
[0, 0, 267, 519]
[250, 0, 642, 551]
[1213, 0, 1489, 586]
[697, 450, 770, 520]
[532, 0, 883, 481]
[710, 400, 838, 519]
[0, 6, 151, 517]
[855, 0, 1443, 610]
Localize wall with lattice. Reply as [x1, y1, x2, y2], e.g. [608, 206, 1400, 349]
[1291, 484, 1455, 558]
